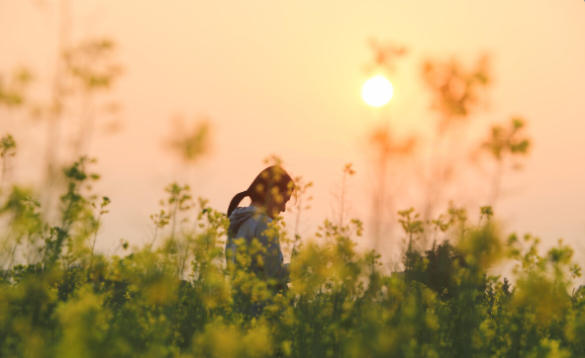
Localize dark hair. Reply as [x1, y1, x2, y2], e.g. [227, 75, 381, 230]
[227, 165, 295, 217]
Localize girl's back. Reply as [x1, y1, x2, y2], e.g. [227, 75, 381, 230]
[226, 206, 288, 285]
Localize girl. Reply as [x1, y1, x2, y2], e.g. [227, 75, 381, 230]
[225, 165, 295, 314]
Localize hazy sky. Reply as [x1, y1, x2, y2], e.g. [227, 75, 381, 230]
[1, 0, 584, 261]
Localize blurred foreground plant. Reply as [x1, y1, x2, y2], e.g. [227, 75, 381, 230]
[0, 157, 583, 358]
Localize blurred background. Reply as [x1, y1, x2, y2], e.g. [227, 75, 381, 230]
[1, 0, 584, 266]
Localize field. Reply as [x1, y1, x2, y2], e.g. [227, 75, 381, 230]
[2, 2, 584, 357]
[0, 157, 583, 358]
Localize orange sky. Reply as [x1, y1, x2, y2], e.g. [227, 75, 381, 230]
[1, 0, 584, 263]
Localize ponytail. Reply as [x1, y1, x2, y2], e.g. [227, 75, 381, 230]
[227, 190, 249, 217]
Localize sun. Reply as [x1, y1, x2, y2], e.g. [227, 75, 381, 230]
[362, 75, 393, 107]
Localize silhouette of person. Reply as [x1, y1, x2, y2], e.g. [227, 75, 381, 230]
[225, 165, 295, 317]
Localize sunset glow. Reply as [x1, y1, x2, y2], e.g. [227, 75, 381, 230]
[362, 75, 393, 107]
[1, 0, 584, 277]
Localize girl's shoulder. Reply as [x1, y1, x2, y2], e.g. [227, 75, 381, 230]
[229, 206, 271, 227]
[251, 207, 271, 224]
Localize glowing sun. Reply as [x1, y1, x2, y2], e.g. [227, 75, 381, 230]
[362, 75, 393, 107]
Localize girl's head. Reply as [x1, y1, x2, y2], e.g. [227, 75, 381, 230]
[227, 165, 295, 219]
